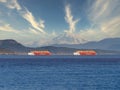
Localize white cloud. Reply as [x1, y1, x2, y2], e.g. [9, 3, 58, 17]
[80, 0, 120, 41]
[0, 0, 119, 46]
[51, 31, 57, 37]
[89, 0, 120, 23]
[65, 4, 79, 34]
[0, 0, 21, 10]
[0, 23, 18, 33]
[0, 0, 47, 46]
[6, 0, 21, 10]
[0, 0, 6, 3]
[0, 24, 46, 47]
[89, 0, 109, 22]
[29, 28, 40, 35]
[21, 8, 46, 34]
[100, 17, 120, 37]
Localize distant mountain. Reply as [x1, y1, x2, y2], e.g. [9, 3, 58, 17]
[0, 39, 31, 52]
[49, 32, 87, 45]
[53, 38, 120, 51]
[0, 40, 77, 55]
[0, 38, 120, 55]
[0, 39, 78, 54]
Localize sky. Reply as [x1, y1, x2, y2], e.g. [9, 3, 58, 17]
[0, 0, 120, 47]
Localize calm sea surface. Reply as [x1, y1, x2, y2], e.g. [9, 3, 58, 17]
[0, 55, 120, 90]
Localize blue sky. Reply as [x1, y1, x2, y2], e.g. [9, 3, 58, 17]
[0, 0, 120, 46]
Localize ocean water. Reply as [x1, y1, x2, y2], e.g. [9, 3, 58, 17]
[0, 55, 120, 90]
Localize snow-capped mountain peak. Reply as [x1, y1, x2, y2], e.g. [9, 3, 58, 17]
[50, 32, 87, 45]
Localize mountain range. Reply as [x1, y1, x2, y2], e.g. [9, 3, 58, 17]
[0, 38, 120, 55]
[49, 32, 87, 45]
[53, 38, 120, 51]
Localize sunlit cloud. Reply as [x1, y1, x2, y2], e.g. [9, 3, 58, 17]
[51, 31, 57, 37]
[89, 0, 109, 22]
[79, 0, 120, 41]
[0, 0, 21, 10]
[28, 28, 40, 35]
[100, 17, 120, 37]
[6, 0, 21, 10]
[0, 0, 6, 3]
[20, 8, 46, 34]
[64, 4, 79, 34]
[0, 19, 47, 47]
[0, 23, 18, 33]
[0, 0, 46, 34]
[0, 0, 48, 46]
[0, 0, 119, 46]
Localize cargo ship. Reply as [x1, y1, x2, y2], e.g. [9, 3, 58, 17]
[28, 51, 52, 56]
[73, 50, 97, 56]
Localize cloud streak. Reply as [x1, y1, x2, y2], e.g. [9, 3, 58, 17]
[0, 0, 119, 46]
[0, 21, 47, 46]
[0, 23, 18, 33]
[0, 0, 21, 10]
[65, 4, 79, 34]
[79, 0, 120, 41]
[21, 8, 46, 34]
[0, 0, 46, 34]
[0, 0, 47, 46]
[0, 0, 6, 3]
[89, 0, 120, 23]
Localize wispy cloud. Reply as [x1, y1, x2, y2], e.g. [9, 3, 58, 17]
[0, 0, 6, 3]
[79, 0, 120, 41]
[89, 0, 109, 22]
[0, 0, 47, 46]
[65, 4, 79, 34]
[0, 0, 46, 34]
[0, 23, 18, 33]
[0, 0, 119, 46]
[0, 0, 21, 10]
[7, 0, 21, 10]
[101, 17, 120, 37]
[28, 28, 40, 35]
[0, 22, 46, 46]
[52, 31, 57, 37]
[89, 0, 120, 23]
[21, 8, 46, 34]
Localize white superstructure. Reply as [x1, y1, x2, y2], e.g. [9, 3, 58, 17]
[73, 52, 80, 55]
[28, 52, 34, 55]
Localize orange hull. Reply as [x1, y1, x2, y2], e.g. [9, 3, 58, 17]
[28, 51, 51, 56]
[74, 50, 97, 56]
[79, 51, 96, 55]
